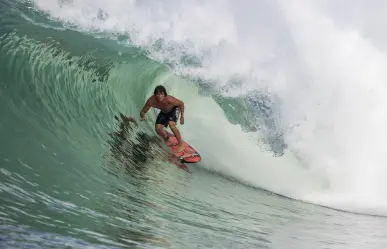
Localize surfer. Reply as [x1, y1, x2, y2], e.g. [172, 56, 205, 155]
[140, 85, 185, 154]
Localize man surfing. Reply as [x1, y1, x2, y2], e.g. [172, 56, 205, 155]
[140, 85, 185, 155]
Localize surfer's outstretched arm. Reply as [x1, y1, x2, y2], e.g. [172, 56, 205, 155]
[140, 98, 152, 121]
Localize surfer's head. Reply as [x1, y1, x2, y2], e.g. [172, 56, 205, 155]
[154, 85, 167, 102]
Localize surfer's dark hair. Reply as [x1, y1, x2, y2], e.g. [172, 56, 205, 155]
[154, 85, 167, 96]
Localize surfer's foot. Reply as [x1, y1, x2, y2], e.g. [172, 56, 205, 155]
[174, 145, 185, 157]
[176, 144, 184, 153]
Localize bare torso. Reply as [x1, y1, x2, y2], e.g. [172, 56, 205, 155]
[148, 96, 176, 113]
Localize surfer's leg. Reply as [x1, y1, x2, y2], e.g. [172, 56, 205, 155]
[168, 121, 184, 152]
[155, 111, 169, 141]
[155, 124, 168, 141]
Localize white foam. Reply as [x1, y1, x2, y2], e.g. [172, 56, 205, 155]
[278, 1, 387, 209]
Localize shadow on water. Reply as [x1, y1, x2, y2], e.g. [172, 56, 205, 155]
[108, 113, 161, 169]
[104, 112, 190, 178]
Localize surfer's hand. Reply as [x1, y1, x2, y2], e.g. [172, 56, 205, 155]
[180, 116, 184, 125]
[140, 114, 145, 121]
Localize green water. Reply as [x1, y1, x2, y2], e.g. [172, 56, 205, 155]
[1, 1, 387, 248]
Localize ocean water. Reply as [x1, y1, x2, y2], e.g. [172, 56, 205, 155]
[2, 0, 387, 248]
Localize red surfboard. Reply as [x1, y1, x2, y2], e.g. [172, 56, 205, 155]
[164, 131, 201, 163]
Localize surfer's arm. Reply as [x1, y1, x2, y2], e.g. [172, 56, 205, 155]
[179, 101, 184, 118]
[140, 98, 152, 120]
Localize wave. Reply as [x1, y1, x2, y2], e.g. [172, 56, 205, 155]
[2, 0, 387, 216]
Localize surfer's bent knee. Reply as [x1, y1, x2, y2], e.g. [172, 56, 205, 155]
[155, 124, 163, 132]
[168, 121, 176, 128]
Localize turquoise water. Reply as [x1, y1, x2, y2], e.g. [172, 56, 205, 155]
[2, 0, 387, 248]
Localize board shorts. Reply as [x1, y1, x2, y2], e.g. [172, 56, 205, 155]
[155, 106, 179, 127]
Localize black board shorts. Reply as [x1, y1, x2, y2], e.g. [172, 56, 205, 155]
[155, 106, 179, 127]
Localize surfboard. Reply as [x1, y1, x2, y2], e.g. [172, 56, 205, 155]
[164, 131, 201, 164]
